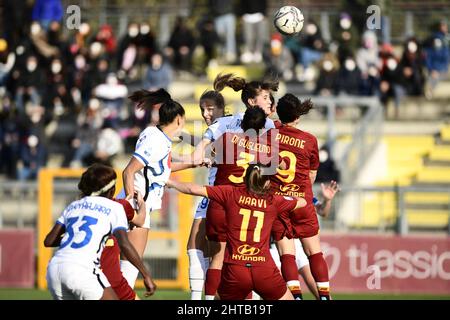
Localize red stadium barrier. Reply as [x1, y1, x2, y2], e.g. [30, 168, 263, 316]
[320, 233, 450, 294]
[0, 229, 35, 288]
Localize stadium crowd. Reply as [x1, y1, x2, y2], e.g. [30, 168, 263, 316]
[0, 0, 449, 180]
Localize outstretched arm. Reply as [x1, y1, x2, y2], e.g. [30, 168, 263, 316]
[166, 179, 208, 197]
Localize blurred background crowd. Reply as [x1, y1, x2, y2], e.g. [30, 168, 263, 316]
[0, 0, 448, 181]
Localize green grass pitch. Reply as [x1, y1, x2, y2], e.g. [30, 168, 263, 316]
[0, 289, 449, 300]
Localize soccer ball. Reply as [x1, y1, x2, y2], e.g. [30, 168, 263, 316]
[273, 6, 304, 36]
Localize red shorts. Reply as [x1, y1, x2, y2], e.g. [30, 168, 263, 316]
[271, 211, 293, 241]
[289, 203, 319, 239]
[100, 236, 136, 300]
[218, 263, 287, 300]
[206, 199, 227, 242]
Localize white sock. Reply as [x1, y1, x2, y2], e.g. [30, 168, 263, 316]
[188, 249, 206, 300]
[252, 291, 261, 300]
[205, 295, 215, 300]
[203, 256, 210, 273]
[120, 260, 139, 289]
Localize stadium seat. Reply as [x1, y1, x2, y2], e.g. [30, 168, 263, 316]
[404, 192, 450, 204]
[416, 167, 450, 184]
[429, 145, 450, 162]
[406, 210, 449, 228]
[441, 125, 450, 143]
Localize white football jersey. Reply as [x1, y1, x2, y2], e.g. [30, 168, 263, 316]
[203, 113, 275, 142]
[51, 196, 128, 268]
[132, 126, 172, 212]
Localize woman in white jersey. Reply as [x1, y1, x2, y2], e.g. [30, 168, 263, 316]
[44, 164, 155, 300]
[120, 88, 200, 288]
[192, 73, 279, 299]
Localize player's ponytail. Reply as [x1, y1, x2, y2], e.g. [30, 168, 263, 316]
[277, 93, 313, 123]
[78, 163, 117, 198]
[245, 163, 271, 196]
[213, 73, 246, 92]
[129, 88, 185, 126]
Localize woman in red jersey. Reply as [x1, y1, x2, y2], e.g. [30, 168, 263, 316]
[167, 163, 306, 300]
[270, 93, 332, 300]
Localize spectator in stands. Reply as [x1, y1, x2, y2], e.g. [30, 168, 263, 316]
[197, 16, 221, 70]
[95, 24, 117, 59]
[32, 0, 63, 31]
[165, 16, 196, 74]
[316, 144, 340, 184]
[263, 33, 295, 81]
[356, 30, 381, 96]
[14, 55, 44, 112]
[424, 20, 449, 99]
[137, 22, 157, 65]
[332, 12, 359, 65]
[142, 52, 173, 91]
[3, 0, 29, 49]
[314, 53, 339, 96]
[29, 21, 59, 59]
[18, 134, 47, 180]
[0, 39, 15, 92]
[336, 56, 362, 95]
[70, 22, 92, 56]
[0, 96, 20, 179]
[239, 0, 268, 64]
[94, 73, 128, 129]
[69, 98, 103, 168]
[209, 0, 237, 63]
[298, 20, 326, 82]
[398, 37, 425, 97]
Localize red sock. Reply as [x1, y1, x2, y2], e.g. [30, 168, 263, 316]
[308, 252, 330, 300]
[205, 268, 221, 297]
[281, 254, 302, 299]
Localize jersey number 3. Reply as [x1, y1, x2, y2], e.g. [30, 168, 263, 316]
[228, 152, 255, 184]
[60, 216, 99, 249]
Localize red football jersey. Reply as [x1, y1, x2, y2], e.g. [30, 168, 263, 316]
[213, 132, 274, 186]
[268, 124, 319, 202]
[206, 185, 297, 267]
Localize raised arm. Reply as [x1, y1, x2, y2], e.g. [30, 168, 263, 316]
[166, 179, 208, 197]
[316, 180, 340, 218]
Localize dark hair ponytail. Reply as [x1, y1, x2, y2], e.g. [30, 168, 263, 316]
[244, 163, 271, 196]
[213, 73, 279, 108]
[128, 88, 185, 126]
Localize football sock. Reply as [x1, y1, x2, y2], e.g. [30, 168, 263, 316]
[187, 249, 206, 300]
[205, 268, 221, 300]
[281, 254, 303, 300]
[120, 260, 139, 289]
[308, 252, 331, 300]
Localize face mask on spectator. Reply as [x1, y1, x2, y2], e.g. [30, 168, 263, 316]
[387, 58, 397, 70]
[80, 23, 90, 36]
[135, 108, 145, 120]
[106, 74, 118, 85]
[323, 60, 333, 72]
[27, 135, 39, 148]
[319, 149, 329, 162]
[90, 42, 102, 57]
[27, 60, 37, 72]
[75, 55, 86, 69]
[51, 62, 62, 74]
[407, 41, 418, 53]
[434, 38, 443, 49]
[89, 98, 101, 111]
[31, 23, 41, 35]
[128, 26, 139, 37]
[140, 24, 150, 35]
[306, 23, 317, 35]
[16, 45, 25, 56]
[340, 18, 351, 29]
[344, 59, 356, 71]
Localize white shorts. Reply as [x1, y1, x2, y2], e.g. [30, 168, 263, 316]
[194, 197, 209, 220]
[270, 238, 309, 271]
[46, 261, 110, 300]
